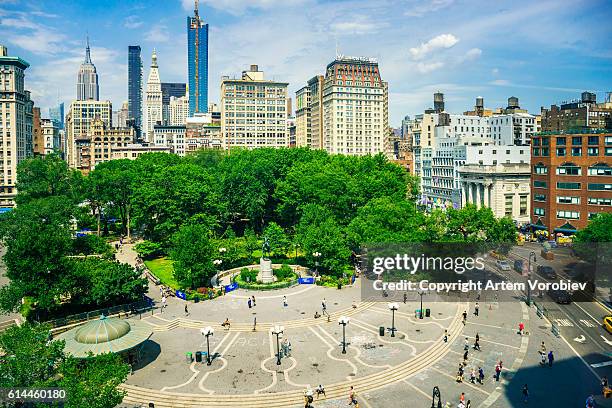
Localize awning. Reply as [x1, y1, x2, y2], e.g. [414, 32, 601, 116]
[528, 224, 548, 231]
[553, 227, 577, 234]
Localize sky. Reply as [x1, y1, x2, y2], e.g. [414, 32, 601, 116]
[0, 0, 611, 126]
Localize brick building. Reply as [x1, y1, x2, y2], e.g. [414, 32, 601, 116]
[530, 131, 612, 235]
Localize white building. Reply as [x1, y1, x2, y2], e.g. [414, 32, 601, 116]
[41, 118, 60, 155]
[65, 99, 112, 170]
[143, 50, 163, 142]
[221, 64, 288, 149]
[153, 125, 187, 156]
[489, 112, 536, 146]
[169, 95, 189, 126]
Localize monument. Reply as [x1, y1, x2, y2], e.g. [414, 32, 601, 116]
[259, 236, 274, 283]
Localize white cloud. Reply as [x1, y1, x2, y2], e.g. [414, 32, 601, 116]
[124, 15, 143, 29]
[490, 79, 510, 86]
[463, 47, 482, 60]
[409, 34, 458, 60]
[331, 15, 385, 35]
[144, 25, 170, 43]
[181, 0, 309, 15]
[415, 61, 444, 73]
[405, 0, 454, 17]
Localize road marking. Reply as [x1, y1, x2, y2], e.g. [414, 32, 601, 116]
[601, 335, 612, 347]
[580, 319, 595, 328]
[591, 360, 612, 368]
[573, 335, 586, 344]
[574, 302, 603, 326]
[560, 335, 601, 381]
[429, 366, 490, 396]
[464, 335, 520, 350]
[554, 318, 573, 327]
[401, 379, 432, 400]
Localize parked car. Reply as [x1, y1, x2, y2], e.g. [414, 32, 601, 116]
[548, 289, 571, 304]
[604, 316, 612, 334]
[514, 259, 524, 273]
[537, 265, 557, 279]
[496, 260, 511, 271]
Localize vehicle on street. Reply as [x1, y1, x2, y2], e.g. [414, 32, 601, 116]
[514, 259, 524, 273]
[496, 260, 511, 271]
[604, 315, 612, 334]
[537, 265, 557, 279]
[548, 289, 571, 304]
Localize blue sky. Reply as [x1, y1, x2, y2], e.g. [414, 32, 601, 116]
[1, 0, 611, 125]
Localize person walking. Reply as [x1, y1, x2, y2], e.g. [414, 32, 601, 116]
[462, 310, 468, 325]
[443, 329, 448, 343]
[470, 368, 476, 384]
[315, 384, 326, 399]
[474, 302, 479, 316]
[403, 292, 408, 304]
[348, 386, 357, 406]
[495, 363, 501, 382]
[252, 295, 256, 306]
[586, 394, 595, 408]
[464, 337, 470, 351]
[473, 338, 481, 351]
[479, 366, 485, 384]
[518, 322, 525, 335]
[475, 333, 480, 343]
[456, 364, 464, 383]
[463, 349, 469, 362]
[547, 350, 554, 367]
[184, 303, 189, 317]
[540, 351, 546, 366]
[248, 297, 252, 309]
[459, 392, 465, 404]
[522, 384, 529, 403]
[540, 341, 546, 353]
[465, 400, 471, 408]
[283, 295, 288, 308]
[161, 295, 167, 313]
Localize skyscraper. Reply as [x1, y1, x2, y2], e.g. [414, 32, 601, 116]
[49, 102, 64, 130]
[161, 82, 186, 124]
[187, 0, 209, 115]
[144, 50, 163, 141]
[76, 36, 99, 101]
[128, 45, 142, 130]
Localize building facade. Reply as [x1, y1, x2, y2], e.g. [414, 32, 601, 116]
[220, 64, 288, 149]
[32, 107, 42, 156]
[65, 99, 112, 170]
[295, 85, 311, 147]
[541, 92, 612, 133]
[112, 143, 171, 160]
[89, 118, 134, 170]
[76, 37, 99, 101]
[530, 132, 612, 234]
[143, 50, 163, 142]
[187, 0, 208, 114]
[49, 102, 64, 130]
[169, 95, 189, 126]
[41, 118, 60, 156]
[127, 45, 142, 131]
[0, 45, 33, 207]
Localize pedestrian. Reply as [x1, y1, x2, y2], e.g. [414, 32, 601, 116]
[475, 333, 480, 343]
[459, 392, 465, 404]
[470, 368, 476, 384]
[586, 394, 595, 408]
[518, 322, 524, 335]
[322, 298, 327, 314]
[540, 341, 546, 353]
[466, 400, 471, 408]
[161, 295, 167, 313]
[348, 386, 357, 406]
[602, 376, 609, 394]
[443, 329, 448, 343]
[315, 384, 326, 399]
[248, 298, 252, 309]
[252, 295, 256, 306]
[495, 363, 501, 382]
[463, 349, 469, 362]
[184, 303, 189, 316]
[539, 351, 546, 366]
[473, 338, 481, 351]
[464, 337, 469, 351]
[456, 364, 464, 383]
[479, 366, 485, 384]
[283, 295, 288, 308]
[474, 302, 479, 316]
[522, 384, 529, 403]
[403, 292, 408, 304]
[547, 350, 554, 367]
[458, 402, 465, 408]
[462, 310, 468, 324]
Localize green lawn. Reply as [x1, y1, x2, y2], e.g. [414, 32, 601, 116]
[144, 257, 179, 289]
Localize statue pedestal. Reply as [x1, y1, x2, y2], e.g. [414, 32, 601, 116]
[259, 258, 274, 283]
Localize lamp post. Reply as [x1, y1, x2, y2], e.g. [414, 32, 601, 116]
[312, 252, 321, 276]
[201, 326, 214, 365]
[388, 302, 399, 337]
[338, 316, 350, 354]
[418, 290, 425, 319]
[271, 325, 284, 365]
[431, 386, 442, 408]
[527, 251, 537, 306]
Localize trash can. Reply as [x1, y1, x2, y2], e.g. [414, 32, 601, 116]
[186, 352, 193, 362]
[379, 326, 385, 336]
[195, 351, 202, 362]
[194, 296, 199, 303]
[425, 308, 431, 318]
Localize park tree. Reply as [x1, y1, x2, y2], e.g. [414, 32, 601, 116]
[263, 222, 290, 257]
[170, 223, 216, 288]
[574, 213, 612, 265]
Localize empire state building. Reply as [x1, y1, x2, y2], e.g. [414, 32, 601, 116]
[76, 37, 99, 101]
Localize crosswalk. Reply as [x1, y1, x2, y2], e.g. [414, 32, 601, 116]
[554, 318, 573, 327]
[579, 319, 596, 328]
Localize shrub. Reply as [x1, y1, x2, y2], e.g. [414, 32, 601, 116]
[73, 234, 113, 256]
[275, 264, 293, 281]
[240, 267, 258, 283]
[134, 240, 163, 259]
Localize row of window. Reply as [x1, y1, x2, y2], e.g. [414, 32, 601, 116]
[533, 136, 612, 147]
[534, 181, 612, 190]
[533, 147, 612, 157]
[533, 208, 602, 220]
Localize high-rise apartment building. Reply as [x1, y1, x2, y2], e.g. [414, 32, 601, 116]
[307, 75, 324, 149]
[295, 85, 311, 147]
[127, 45, 142, 131]
[49, 102, 64, 129]
[65, 99, 112, 170]
[0, 45, 33, 207]
[144, 50, 163, 141]
[530, 132, 612, 235]
[89, 118, 135, 170]
[76, 37, 99, 101]
[319, 57, 388, 155]
[187, 0, 209, 114]
[169, 96, 189, 126]
[220, 64, 288, 149]
[541, 91, 612, 132]
[41, 118, 60, 156]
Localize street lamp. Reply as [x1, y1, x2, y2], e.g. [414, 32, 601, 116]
[201, 326, 214, 365]
[219, 247, 227, 254]
[431, 386, 442, 408]
[338, 316, 350, 354]
[527, 252, 537, 306]
[213, 259, 222, 267]
[312, 252, 321, 276]
[418, 290, 425, 319]
[271, 325, 284, 365]
[388, 302, 399, 337]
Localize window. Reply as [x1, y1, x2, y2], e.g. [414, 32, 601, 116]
[556, 196, 580, 204]
[534, 207, 545, 216]
[556, 147, 566, 156]
[533, 138, 541, 146]
[533, 148, 540, 156]
[588, 147, 599, 156]
[588, 164, 612, 176]
[556, 137, 566, 146]
[572, 147, 582, 156]
[588, 183, 612, 191]
[606, 136, 612, 146]
[542, 138, 550, 146]
[534, 180, 547, 188]
[572, 136, 582, 146]
[556, 164, 581, 175]
[588, 197, 612, 206]
[505, 195, 513, 216]
[588, 213, 599, 220]
[520, 195, 528, 216]
[557, 210, 579, 219]
[534, 163, 548, 174]
[588, 136, 599, 146]
[534, 194, 546, 202]
[542, 147, 550, 156]
[606, 147, 612, 156]
[557, 182, 581, 189]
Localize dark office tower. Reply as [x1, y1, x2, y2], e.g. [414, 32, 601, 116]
[161, 83, 187, 105]
[128, 45, 143, 131]
[187, 0, 209, 114]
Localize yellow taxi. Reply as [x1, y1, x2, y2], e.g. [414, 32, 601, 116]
[604, 315, 612, 334]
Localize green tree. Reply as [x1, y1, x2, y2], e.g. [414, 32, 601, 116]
[263, 222, 290, 256]
[170, 223, 216, 288]
[574, 213, 612, 265]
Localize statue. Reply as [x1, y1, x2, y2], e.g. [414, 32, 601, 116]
[262, 236, 271, 259]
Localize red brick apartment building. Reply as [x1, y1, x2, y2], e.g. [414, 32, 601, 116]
[531, 132, 612, 234]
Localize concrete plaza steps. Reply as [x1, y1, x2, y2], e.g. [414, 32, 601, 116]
[121, 303, 466, 407]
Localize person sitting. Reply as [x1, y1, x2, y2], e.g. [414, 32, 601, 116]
[314, 311, 321, 319]
[315, 384, 326, 398]
[221, 318, 231, 329]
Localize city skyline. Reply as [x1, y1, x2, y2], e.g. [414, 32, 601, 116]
[0, 0, 611, 124]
